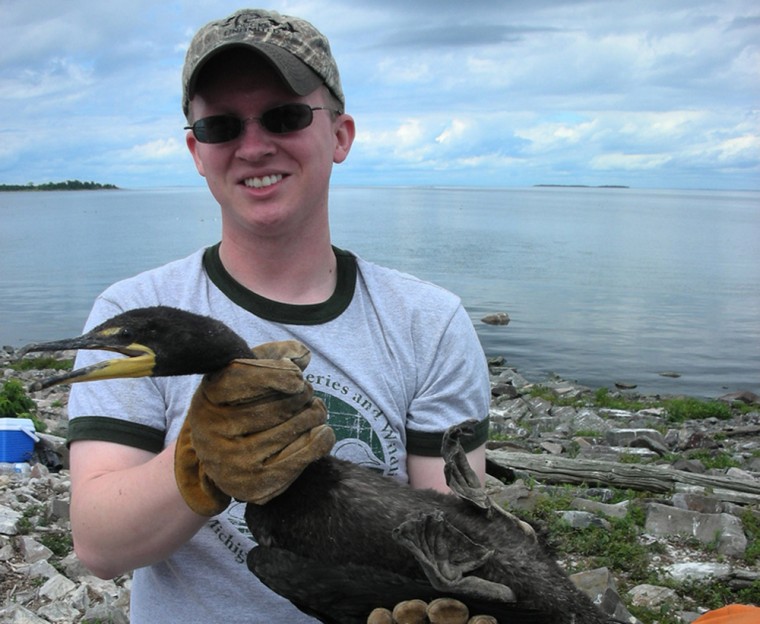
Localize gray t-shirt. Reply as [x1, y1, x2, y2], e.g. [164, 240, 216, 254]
[68, 245, 490, 623]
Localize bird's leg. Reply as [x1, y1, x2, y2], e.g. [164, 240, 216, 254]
[442, 422, 536, 541]
[442, 421, 490, 511]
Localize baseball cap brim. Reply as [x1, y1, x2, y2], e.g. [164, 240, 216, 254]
[185, 42, 324, 106]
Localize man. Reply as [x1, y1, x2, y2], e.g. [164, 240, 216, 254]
[66, 9, 490, 622]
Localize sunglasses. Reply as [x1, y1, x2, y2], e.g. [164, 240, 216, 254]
[185, 103, 341, 144]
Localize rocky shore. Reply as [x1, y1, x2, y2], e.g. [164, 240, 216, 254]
[1, 348, 758, 623]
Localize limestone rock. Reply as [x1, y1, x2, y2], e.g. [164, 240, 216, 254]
[481, 312, 510, 325]
[645, 503, 747, 557]
[627, 583, 679, 608]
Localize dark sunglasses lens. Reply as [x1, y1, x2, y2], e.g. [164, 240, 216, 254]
[261, 105, 314, 133]
[194, 116, 243, 143]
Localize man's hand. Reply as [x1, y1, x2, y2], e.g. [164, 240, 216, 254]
[174, 340, 336, 516]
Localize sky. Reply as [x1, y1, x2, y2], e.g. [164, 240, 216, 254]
[1, 0, 758, 190]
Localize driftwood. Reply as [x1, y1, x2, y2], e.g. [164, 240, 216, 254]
[723, 425, 760, 438]
[486, 450, 760, 506]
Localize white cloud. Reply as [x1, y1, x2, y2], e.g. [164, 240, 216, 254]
[0, 59, 95, 101]
[715, 135, 760, 161]
[515, 120, 598, 152]
[435, 119, 470, 145]
[376, 58, 432, 85]
[120, 138, 186, 162]
[0, 0, 757, 189]
[590, 152, 673, 171]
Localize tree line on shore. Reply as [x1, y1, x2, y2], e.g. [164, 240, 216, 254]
[0, 180, 118, 191]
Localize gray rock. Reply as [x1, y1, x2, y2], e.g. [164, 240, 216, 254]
[627, 583, 680, 608]
[671, 457, 707, 473]
[488, 478, 542, 512]
[540, 441, 564, 455]
[605, 428, 667, 447]
[664, 562, 733, 583]
[26, 558, 58, 579]
[573, 408, 612, 433]
[559, 510, 611, 530]
[60, 551, 92, 580]
[17, 535, 54, 564]
[671, 492, 723, 514]
[579, 445, 658, 462]
[571, 497, 630, 520]
[551, 405, 579, 423]
[38, 573, 77, 601]
[569, 567, 641, 624]
[494, 397, 532, 421]
[481, 312, 510, 325]
[725, 466, 757, 481]
[645, 503, 747, 557]
[0, 502, 22, 535]
[81, 602, 130, 624]
[718, 390, 760, 405]
[36, 601, 81, 623]
[493, 367, 532, 389]
[490, 382, 518, 400]
[523, 396, 554, 419]
[0, 604, 50, 624]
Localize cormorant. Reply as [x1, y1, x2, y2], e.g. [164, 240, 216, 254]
[23, 306, 613, 624]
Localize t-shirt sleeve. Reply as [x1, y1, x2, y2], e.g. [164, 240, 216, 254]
[404, 303, 490, 456]
[66, 296, 168, 452]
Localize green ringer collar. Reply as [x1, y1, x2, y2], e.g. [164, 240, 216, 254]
[202, 243, 357, 325]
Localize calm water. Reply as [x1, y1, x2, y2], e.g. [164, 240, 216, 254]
[1, 186, 758, 398]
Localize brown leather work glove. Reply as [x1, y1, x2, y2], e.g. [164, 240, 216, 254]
[174, 340, 336, 516]
[367, 598, 497, 624]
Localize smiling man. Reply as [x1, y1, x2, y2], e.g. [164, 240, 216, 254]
[65, 9, 490, 623]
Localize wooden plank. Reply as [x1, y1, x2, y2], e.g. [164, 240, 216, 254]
[486, 450, 760, 504]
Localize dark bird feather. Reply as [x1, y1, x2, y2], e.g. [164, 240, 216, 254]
[22, 306, 615, 624]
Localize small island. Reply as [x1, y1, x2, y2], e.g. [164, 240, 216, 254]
[534, 184, 630, 189]
[0, 180, 119, 191]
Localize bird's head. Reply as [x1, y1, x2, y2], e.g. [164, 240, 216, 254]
[20, 306, 253, 391]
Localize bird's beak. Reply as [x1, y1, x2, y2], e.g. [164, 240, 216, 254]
[19, 329, 157, 391]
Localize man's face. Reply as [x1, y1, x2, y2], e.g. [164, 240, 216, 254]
[186, 51, 354, 241]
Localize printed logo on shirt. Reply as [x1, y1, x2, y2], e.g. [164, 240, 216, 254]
[310, 381, 404, 478]
[314, 389, 400, 476]
[220, 375, 404, 561]
[208, 515, 249, 564]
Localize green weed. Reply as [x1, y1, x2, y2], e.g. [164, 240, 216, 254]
[741, 510, 760, 566]
[10, 356, 73, 372]
[0, 379, 36, 418]
[39, 531, 74, 557]
[687, 449, 742, 470]
[664, 397, 732, 422]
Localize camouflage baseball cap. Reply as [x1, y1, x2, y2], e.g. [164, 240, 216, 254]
[182, 9, 344, 118]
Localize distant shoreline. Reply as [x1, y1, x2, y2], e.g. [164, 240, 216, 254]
[0, 180, 119, 192]
[533, 184, 630, 189]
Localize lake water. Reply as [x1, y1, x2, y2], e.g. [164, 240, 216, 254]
[1, 186, 758, 398]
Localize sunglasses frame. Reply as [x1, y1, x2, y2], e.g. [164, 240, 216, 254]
[185, 104, 342, 144]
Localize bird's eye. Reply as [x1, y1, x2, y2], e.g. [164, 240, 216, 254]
[119, 328, 132, 340]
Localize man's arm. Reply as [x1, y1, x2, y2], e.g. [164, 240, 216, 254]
[406, 443, 487, 493]
[69, 439, 207, 579]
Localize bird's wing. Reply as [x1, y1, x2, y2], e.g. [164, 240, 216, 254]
[248, 545, 442, 624]
[248, 544, 551, 624]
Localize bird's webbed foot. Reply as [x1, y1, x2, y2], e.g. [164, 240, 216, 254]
[392, 510, 516, 604]
[442, 421, 490, 511]
[443, 421, 536, 541]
